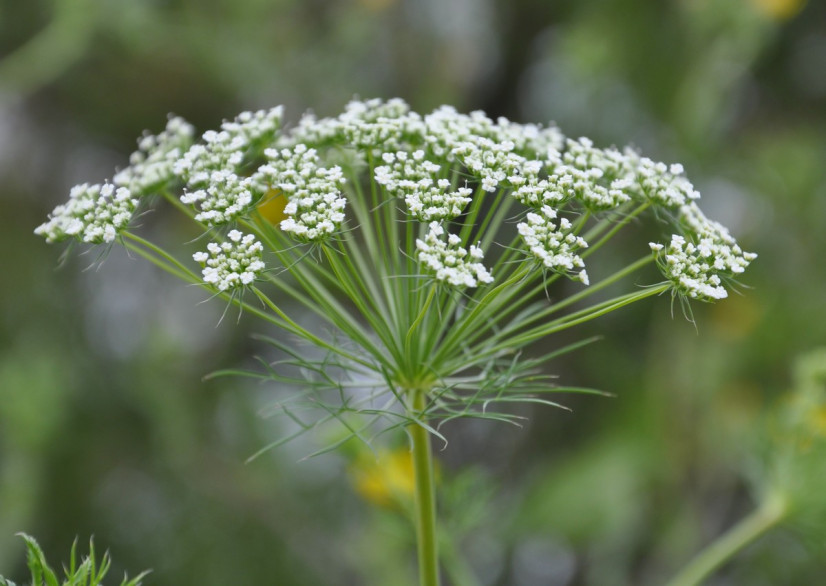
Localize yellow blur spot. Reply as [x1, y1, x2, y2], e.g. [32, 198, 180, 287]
[351, 448, 416, 509]
[710, 294, 762, 340]
[808, 406, 826, 437]
[257, 189, 288, 225]
[749, 0, 807, 20]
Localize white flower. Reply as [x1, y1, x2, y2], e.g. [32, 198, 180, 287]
[35, 182, 137, 244]
[174, 108, 282, 191]
[624, 156, 701, 208]
[192, 230, 265, 291]
[254, 145, 348, 242]
[543, 138, 633, 211]
[339, 97, 420, 150]
[452, 137, 527, 193]
[422, 106, 562, 161]
[114, 116, 195, 195]
[174, 130, 247, 188]
[517, 205, 589, 284]
[374, 150, 472, 221]
[282, 98, 423, 154]
[220, 107, 284, 145]
[416, 222, 493, 288]
[650, 232, 757, 301]
[180, 169, 255, 225]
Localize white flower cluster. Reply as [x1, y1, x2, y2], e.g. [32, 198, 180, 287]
[649, 202, 757, 301]
[453, 138, 534, 192]
[220, 107, 284, 146]
[649, 237, 723, 300]
[416, 108, 565, 201]
[282, 99, 564, 165]
[517, 206, 589, 285]
[491, 116, 565, 156]
[192, 230, 265, 291]
[281, 185, 347, 242]
[114, 116, 194, 195]
[173, 108, 283, 224]
[174, 129, 246, 188]
[37, 98, 755, 304]
[256, 145, 347, 242]
[35, 182, 137, 244]
[338, 98, 417, 150]
[283, 98, 421, 153]
[625, 157, 700, 208]
[374, 150, 472, 221]
[422, 105, 563, 160]
[416, 222, 493, 288]
[180, 170, 254, 225]
[509, 165, 568, 208]
[540, 138, 633, 211]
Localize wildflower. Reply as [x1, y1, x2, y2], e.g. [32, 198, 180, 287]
[649, 233, 756, 301]
[452, 137, 528, 192]
[180, 170, 255, 226]
[114, 116, 195, 195]
[416, 222, 493, 288]
[625, 157, 701, 208]
[255, 145, 347, 242]
[192, 230, 265, 291]
[173, 130, 246, 188]
[35, 182, 136, 244]
[220, 107, 284, 147]
[517, 205, 589, 284]
[374, 150, 472, 221]
[350, 448, 417, 509]
[38, 98, 759, 586]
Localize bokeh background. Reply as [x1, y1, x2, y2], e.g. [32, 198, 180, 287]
[1, 0, 825, 584]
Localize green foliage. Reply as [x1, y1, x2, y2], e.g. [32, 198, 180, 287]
[761, 348, 826, 542]
[0, 534, 148, 586]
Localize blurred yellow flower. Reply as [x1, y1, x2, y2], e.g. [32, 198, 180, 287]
[256, 188, 288, 225]
[749, 0, 807, 20]
[351, 448, 416, 508]
[808, 405, 826, 437]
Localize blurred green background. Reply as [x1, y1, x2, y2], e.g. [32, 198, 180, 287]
[1, 0, 825, 584]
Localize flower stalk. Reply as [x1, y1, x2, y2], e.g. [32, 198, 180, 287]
[410, 389, 440, 586]
[667, 495, 787, 586]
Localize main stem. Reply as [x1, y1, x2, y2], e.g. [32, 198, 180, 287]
[410, 389, 440, 586]
[666, 494, 787, 586]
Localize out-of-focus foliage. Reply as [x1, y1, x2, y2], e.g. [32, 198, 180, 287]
[1, 0, 825, 584]
[758, 348, 826, 544]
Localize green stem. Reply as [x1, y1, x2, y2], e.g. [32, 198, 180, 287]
[410, 390, 440, 586]
[581, 202, 651, 258]
[667, 495, 787, 586]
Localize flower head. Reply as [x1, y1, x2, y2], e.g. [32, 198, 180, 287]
[649, 233, 756, 301]
[180, 170, 255, 226]
[416, 222, 493, 288]
[192, 230, 265, 291]
[114, 116, 195, 195]
[35, 182, 137, 244]
[38, 98, 758, 451]
[518, 205, 589, 285]
[374, 150, 472, 221]
[254, 145, 348, 242]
